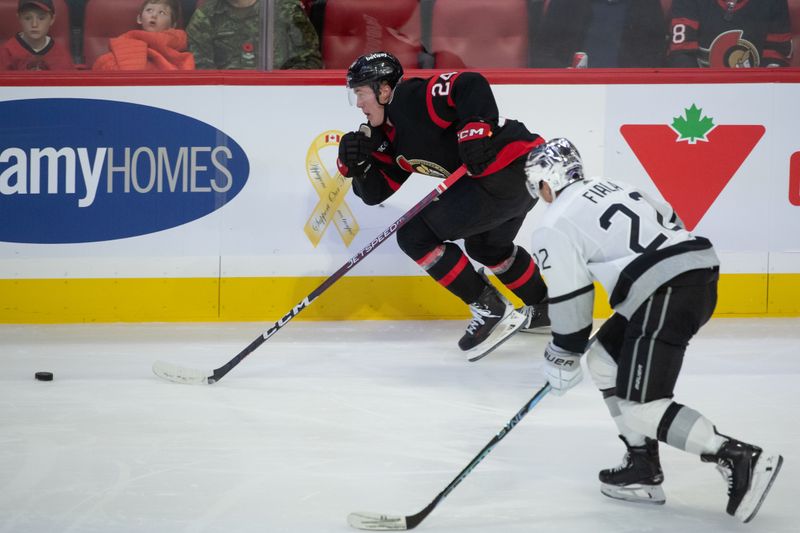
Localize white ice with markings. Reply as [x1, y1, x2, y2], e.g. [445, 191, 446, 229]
[0, 318, 797, 532]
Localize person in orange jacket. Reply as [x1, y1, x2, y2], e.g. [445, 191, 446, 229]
[92, 0, 194, 71]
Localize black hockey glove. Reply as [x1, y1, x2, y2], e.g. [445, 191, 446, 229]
[457, 119, 497, 176]
[337, 129, 373, 178]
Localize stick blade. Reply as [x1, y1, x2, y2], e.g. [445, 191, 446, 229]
[347, 512, 408, 531]
[152, 360, 212, 385]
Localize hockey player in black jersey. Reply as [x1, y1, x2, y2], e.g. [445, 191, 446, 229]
[336, 51, 550, 361]
[667, 0, 793, 67]
[524, 138, 782, 523]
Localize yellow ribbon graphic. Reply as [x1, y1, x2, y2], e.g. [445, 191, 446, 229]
[304, 131, 359, 247]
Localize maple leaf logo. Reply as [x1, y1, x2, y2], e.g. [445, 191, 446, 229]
[671, 104, 715, 144]
[621, 107, 764, 230]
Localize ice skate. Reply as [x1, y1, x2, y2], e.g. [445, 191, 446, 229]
[701, 437, 783, 523]
[458, 283, 525, 362]
[517, 300, 551, 334]
[599, 436, 666, 505]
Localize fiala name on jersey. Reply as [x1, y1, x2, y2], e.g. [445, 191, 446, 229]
[580, 180, 623, 204]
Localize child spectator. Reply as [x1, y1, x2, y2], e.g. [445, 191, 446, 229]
[0, 0, 75, 70]
[187, 0, 322, 70]
[92, 0, 194, 71]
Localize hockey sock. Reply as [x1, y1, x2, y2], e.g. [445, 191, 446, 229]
[656, 402, 728, 456]
[488, 246, 547, 304]
[603, 389, 647, 447]
[616, 399, 728, 456]
[416, 243, 484, 304]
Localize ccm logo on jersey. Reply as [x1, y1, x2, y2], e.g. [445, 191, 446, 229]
[457, 122, 492, 142]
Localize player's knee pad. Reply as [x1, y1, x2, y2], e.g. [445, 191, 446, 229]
[617, 398, 672, 440]
[463, 241, 513, 267]
[586, 341, 617, 391]
[396, 218, 437, 260]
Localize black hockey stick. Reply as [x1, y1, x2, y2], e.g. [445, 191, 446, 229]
[152, 165, 468, 385]
[347, 383, 551, 530]
[347, 334, 598, 530]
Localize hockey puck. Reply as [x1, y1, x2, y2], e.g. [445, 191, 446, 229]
[34, 371, 54, 382]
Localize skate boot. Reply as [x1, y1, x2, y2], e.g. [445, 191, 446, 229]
[701, 436, 783, 523]
[517, 300, 551, 334]
[599, 435, 666, 505]
[458, 283, 525, 362]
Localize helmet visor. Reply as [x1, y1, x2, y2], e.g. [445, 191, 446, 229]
[347, 84, 379, 107]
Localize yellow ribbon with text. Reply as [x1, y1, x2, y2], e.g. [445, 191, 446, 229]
[304, 131, 359, 247]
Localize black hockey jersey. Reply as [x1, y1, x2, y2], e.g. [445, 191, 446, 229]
[351, 71, 542, 206]
[667, 0, 793, 67]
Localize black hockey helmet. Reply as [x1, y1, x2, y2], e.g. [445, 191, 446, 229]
[346, 51, 404, 101]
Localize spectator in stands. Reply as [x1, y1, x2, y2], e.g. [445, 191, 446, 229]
[187, 0, 322, 69]
[180, 0, 197, 24]
[92, 0, 194, 71]
[666, 0, 792, 67]
[0, 0, 75, 70]
[532, 0, 667, 68]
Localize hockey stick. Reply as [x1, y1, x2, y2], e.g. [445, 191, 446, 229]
[152, 164, 469, 385]
[347, 383, 551, 531]
[347, 334, 598, 531]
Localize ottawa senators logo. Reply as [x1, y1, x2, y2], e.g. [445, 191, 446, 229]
[396, 155, 450, 178]
[708, 30, 760, 67]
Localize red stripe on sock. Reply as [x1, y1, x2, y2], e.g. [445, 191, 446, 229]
[439, 254, 469, 287]
[504, 259, 535, 290]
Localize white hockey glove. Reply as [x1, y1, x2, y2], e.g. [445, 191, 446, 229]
[543, 341, 583, 395]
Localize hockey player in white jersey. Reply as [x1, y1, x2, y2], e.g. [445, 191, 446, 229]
[524, 138, 782, 523]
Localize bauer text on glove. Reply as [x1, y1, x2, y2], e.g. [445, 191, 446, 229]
[543, 341, 583, 395]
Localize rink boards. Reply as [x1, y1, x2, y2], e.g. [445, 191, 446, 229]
[0, 70, 799, 322]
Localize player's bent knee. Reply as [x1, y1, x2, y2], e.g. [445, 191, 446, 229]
[586, 341, 617, 390]
[617, 398, 672, 439]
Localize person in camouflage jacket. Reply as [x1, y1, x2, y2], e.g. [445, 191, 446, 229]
[186, 0, 321, 69]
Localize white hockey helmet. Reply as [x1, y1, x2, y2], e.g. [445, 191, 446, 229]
[524, 138, 584, 199]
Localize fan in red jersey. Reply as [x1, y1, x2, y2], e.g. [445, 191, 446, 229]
[667, 0, 793, 67]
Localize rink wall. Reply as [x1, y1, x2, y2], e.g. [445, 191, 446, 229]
[1, 69, 799, 323]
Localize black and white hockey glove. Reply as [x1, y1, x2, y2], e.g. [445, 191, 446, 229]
[544, 341, 583, 395]
[337, 128, 373, 178]
[457, 119, 497, 176]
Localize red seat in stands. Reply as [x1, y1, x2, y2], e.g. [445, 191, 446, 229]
[0, 0, 70, 48]
[790, 0, 800, 66]
[321, 0, 422, 69]
[430, 0, 532, 68]
[82, 0, 143, 67]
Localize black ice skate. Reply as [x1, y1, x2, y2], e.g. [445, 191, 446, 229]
[701, 436, 783, 523]
[599, 435, 666, 505]
[458, 283, 525, 362]
[516, 300, 551, 334]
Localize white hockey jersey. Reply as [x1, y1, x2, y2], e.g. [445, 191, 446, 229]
[530, 178, 719, 351]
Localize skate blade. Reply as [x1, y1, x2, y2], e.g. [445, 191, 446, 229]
[519, 325, 552, 335]
[736, 453, 783, 523]
[600, 482, 666, 505]
[466, 310, 526, 362]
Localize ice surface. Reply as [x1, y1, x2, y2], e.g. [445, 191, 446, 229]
[1, 318, 797, 532]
